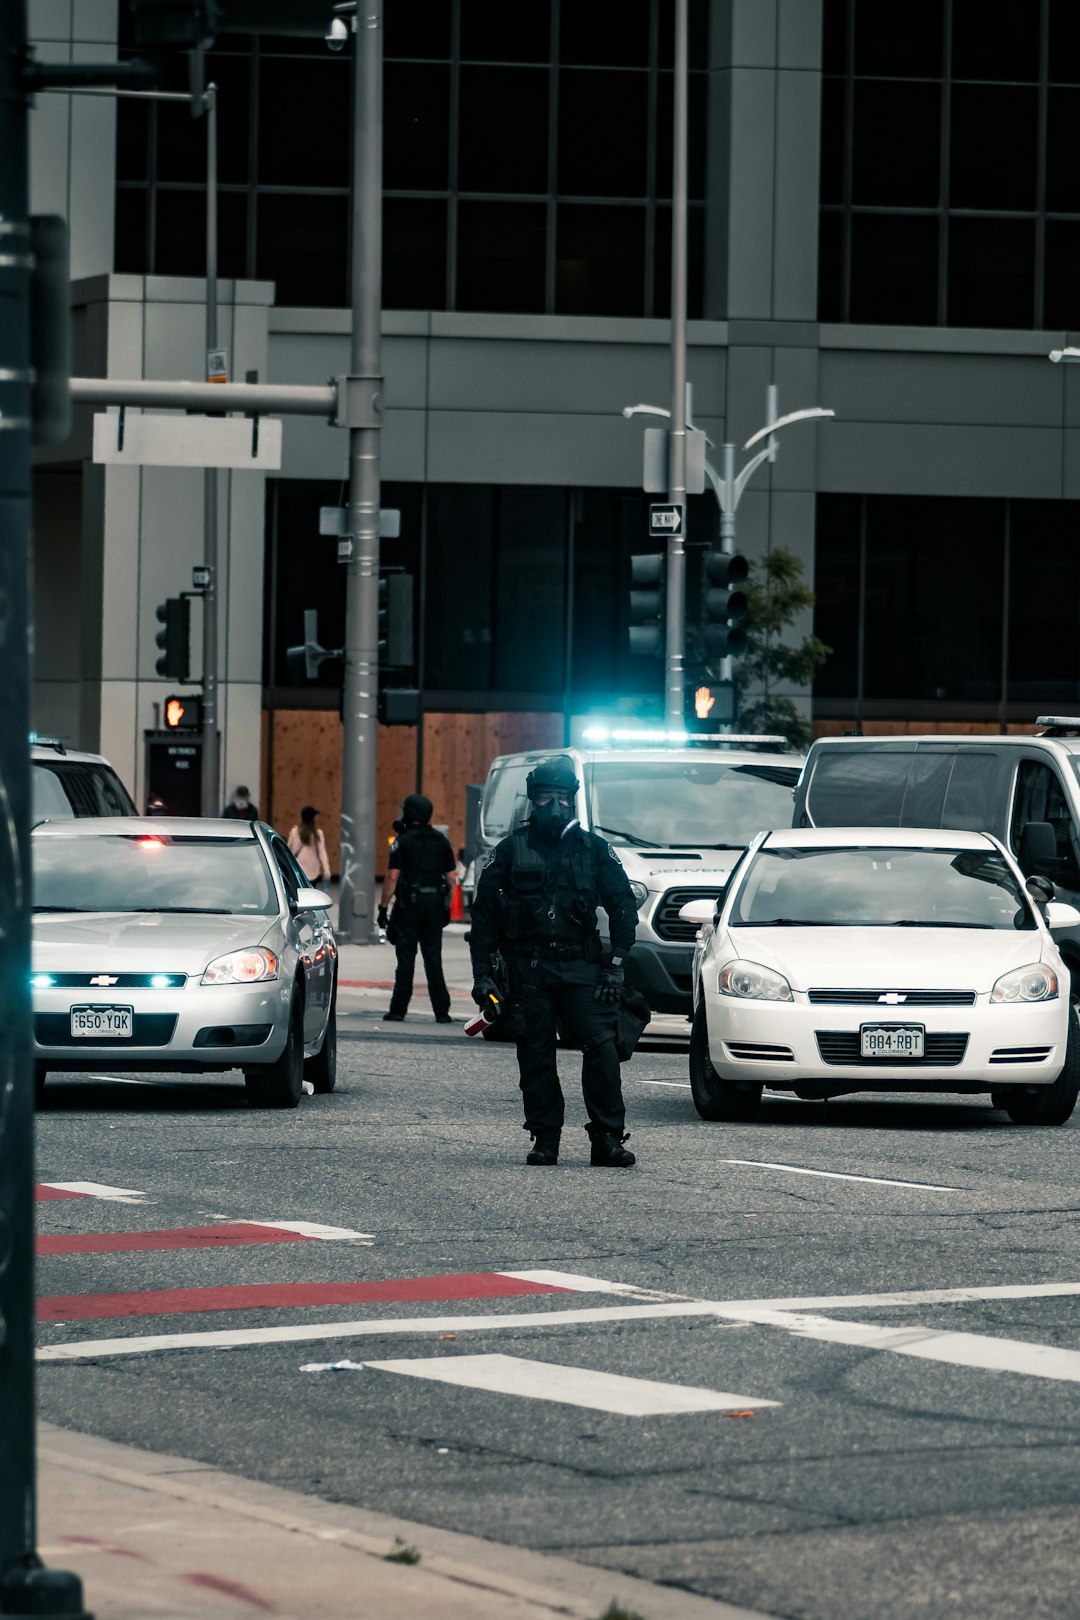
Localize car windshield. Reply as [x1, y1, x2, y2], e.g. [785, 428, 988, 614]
[589, 760, 799, 849]
[33, 834, 278, 915]
[730, 845, 1037, 930]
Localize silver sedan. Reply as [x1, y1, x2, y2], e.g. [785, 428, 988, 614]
[32, 818, 337, 1108]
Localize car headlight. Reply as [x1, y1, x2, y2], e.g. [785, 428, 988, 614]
[201, 948, 279, 985]
[718, 960, 793, 1002]
[628, 880, 649, 909]
[990, 964, 1058, 1003]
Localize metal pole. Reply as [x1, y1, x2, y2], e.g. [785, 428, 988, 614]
[0, 5, 87, 1614]
[718, 442, 735, 692]
[665, 0, 689, 730]
[338, 1, 384, 944]
[201, 84, 219, 817]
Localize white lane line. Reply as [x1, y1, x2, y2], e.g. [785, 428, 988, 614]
[720, 1159, 960, 1193]
[35, 1300, 722, 1363]
[498, 1269, 670, 1298]
[719, 1306, 1080, 1385]
[640, 1079, 692, 1089]
[717, 1282, 1080, 1313]
[363, 1353, 779, 1416]
[40, 1181, 147, 1204]
[245, 1220, 374, 1243]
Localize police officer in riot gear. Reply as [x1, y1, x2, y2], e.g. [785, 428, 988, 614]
[469, 756, 638, 1167]
[379, 794, 457, 1023]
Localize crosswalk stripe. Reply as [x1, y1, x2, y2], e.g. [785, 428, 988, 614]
[363, 1352, 780, 1416]
[37, 1271, 570, 1323]
[36, 1182, 147, 1204]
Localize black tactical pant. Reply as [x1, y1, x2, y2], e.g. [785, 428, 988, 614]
[388, 897, 450, 1019]
[509, 956, 624, 1135]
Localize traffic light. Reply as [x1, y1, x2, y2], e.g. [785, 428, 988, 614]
[378, 570, 414, 667]
[629, 553, 665, 656]
[702, 551, 748, 659]
[155, 596, 190, 680]
[164, 693, 202, 730]
[378, 687, 420, 725]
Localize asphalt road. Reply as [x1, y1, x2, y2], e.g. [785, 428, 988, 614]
[34, 1012, 1080, 1619]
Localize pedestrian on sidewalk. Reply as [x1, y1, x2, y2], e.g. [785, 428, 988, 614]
[468, 755, 639, 1169]
[222, 785, 259, 821]
[288, 806, 331, 887]
[379, 793, 457, 1024]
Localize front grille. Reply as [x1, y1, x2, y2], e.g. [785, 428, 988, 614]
[989, 1046, 1053, 1065]
[35, 1013, 178, 1048]
[726, 1042, 795, 1062]
[807, 988, 976, 1007]
[33, 972, 187, 989]
[653, 887, 725, 943]
[816, 1031, 969, 1067]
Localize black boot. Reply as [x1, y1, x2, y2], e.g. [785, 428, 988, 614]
[587, 1125, 636, 1168]
[526, 1129, 561, 1166]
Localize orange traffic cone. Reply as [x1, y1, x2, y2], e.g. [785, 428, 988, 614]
[449, 877, 465, 922]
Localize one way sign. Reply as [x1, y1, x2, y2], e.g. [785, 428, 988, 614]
[649, 503, 684, 538]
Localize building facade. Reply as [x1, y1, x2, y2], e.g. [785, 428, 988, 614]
[28, 0, 1080, 865]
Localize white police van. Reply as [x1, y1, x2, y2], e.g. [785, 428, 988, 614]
[475, 729, 804, 1015]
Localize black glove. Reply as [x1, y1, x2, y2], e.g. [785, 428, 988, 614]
[377, 905, 390, 930]
[471, 974, 499, 1009]
[594, 962, 624, 1004]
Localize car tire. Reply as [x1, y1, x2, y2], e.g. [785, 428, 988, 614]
[304, 987, 337, 1095]
[1000, 1002, 1080, 1127]
[244, 992, 304, 1109]
[689, 1001, 762, 1122]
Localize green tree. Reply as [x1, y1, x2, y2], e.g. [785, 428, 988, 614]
[730, 548, 830, 749]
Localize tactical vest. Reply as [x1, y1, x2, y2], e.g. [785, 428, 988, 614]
[497, 828, 602, 954]
[397, 827, 450, 908]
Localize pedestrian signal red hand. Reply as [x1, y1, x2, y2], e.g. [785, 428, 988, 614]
[695, 686, 716, 719]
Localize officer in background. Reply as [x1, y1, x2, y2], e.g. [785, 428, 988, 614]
[469, 756, 638, 1168]
[379, 793, 457, 1024]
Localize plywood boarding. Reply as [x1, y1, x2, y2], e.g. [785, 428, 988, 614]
[421, 711, 563, 856]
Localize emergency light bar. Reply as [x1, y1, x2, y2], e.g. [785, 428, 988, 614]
[581, 725, 788, 749]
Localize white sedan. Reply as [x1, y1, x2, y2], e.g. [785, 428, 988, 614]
[686, 827, 1080, 1126]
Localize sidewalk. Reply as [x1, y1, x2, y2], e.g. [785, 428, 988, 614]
[37, 1424, 764, 1620]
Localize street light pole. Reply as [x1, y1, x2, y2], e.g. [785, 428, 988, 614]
[202, 82, 220, 817]
[665, 0, 689, 730]
[337, 0, 383, 944]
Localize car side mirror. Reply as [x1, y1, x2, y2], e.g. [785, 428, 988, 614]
[294, 886, 332, 911]
[1018, 820, 1058, 878]
[679, 898, 719, 926]
[1045, 900, 1080, 930]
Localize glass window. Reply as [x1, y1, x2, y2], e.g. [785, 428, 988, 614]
[1046, 90, 1080, 211]
[32, 766, 76, 823]
[32, 833, 278, 915]
[898, 750, 952, 828]
[656, 72, 708, 200]
[1009, 501, 1080, 699]
[385, 62, 451, 191]
[481, 761, 533, 840]
[1049, 1, 1080, 78]
[1011, 761, 1080, 890]
[816, 209, 844, 324]
[385, 0, 451, 59]
[560, 0, 650, 67]
[556, 204, 646, 315]
[852, 0, 943, 77]
[653, 204, 704, 319]
[589, 761, 800, 851]
[849, 213, 939, 325]
[425, 486, 495, 690]
[952, 0, 1040, 81]
[950, 86, 1037, 211]
[257, 58, 349, 189]
[385, 198, 447, 310]
[116, 97, 149, 183]
[457, 201, 546, 313]
[458, 67, 548, 193]
[461, 2, 551, 63]
[256, 193, 348, 307]
[822, 0, 847, 76]
[731, 843, 1034, 930]
[493, 487, 566, 689]
[852, 81, 941, 206]
[941, 753, 1009, 833]
[1045, 220, 1080, 331]
[819, 77, 845, 205]
[806, 750, 914, 828]
[557, 70, 648, 197]
[114, 188, 148, 275]
[151, 188, 247, 281]
[270, 836, 302, 899]
[811, 493, 859, 698]
[948, 217, 1035, 328]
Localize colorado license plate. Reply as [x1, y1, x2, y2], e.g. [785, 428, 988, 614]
[860, 1024, 924, 1058]
[70, 1005, 133, 1039]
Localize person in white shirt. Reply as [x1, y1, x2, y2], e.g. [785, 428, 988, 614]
[287, 805, 331, 885]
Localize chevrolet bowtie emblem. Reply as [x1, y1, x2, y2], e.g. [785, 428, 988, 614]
[89, 975, 119, 986]
[878, 992, 906, 1005]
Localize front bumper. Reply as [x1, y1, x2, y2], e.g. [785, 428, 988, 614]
[32, 979, 291, 1072]
[626, 941, 695, 1013]
[703, 994, 1069, 1089]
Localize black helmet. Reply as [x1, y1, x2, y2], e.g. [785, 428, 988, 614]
[401, 793, 433, 825]
[526, 757, 579, 802]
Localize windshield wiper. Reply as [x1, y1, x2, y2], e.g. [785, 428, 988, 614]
[665, 841, 744, 850]
[593, 825, 656, 848]
[748, 918, 845, 927]
[33, 905, 95, 913]
[126, 906, 232, 915]
[888, 919, 994, 929]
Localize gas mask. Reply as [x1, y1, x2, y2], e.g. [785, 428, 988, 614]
[531, 790, 574, 839]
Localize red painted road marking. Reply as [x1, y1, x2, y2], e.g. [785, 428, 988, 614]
[36, 1186, 88, 1201]
[37, 1223, 314, 1256]
[37, 1272, 570, 1323]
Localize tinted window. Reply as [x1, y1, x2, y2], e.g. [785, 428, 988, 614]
[1011, 760, 1080, 890]
[589, 761, 800, 849]
[806, 750, 914, 828]
[731, 844, 1034, 931]
[481, 762, 532, 841]
[898, 750, 952, 828]
[39, 762, 136, 818]
[33, 834, 278, 914]
[32, 766, 75, 823]
[941, 752, 1006, 834]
